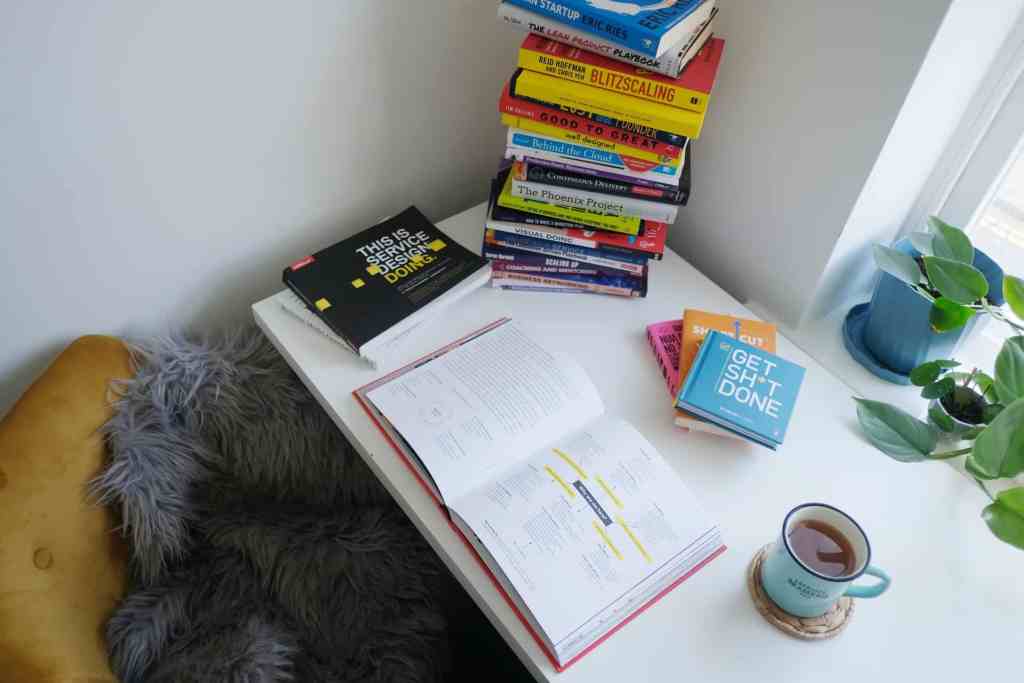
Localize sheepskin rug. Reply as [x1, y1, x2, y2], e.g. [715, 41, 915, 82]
[92, 326, 452, 682]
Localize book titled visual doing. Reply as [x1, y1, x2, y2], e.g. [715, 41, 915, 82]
[282, 206, 489, 356]
[677, 330, 805, 449]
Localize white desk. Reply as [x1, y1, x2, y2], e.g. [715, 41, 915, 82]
[253, 203, 1021, 682]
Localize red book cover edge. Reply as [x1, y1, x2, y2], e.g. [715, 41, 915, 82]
[352, 319, 726, 672]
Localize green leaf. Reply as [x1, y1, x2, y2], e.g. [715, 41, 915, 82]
[929, 298, 976, 332]
[982, 491, 1024, 551]
[997, 487, 1024, 516]
[928, 403, 957, 432]
[923, 257, 990, 304]
[1005, 276, 1024, 321]
[994, 336, 1024, 404]
[873, 244, 923, 286]
[909, 361, 943, 386]
[982, 403, 1005, 423]
[970, 397, 1024, 478]
[909, 232, 935, 256]
[928, 216, 974, 264]
[974, 371, 995, 396]
[854, 398, 939, 462]
[922, 377, 955, 399]
[966, 454, 997, 480]
[910, 359, 960, 386]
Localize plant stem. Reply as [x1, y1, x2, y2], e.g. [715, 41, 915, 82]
[927, 447, 973, 460]
[982, 300, 1024, 334]
[973, 476, 995, 502]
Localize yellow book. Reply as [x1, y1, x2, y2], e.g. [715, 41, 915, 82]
[500, 114, 681, 167]
[512, 68, 706, 140]
[518, 34, 718, 114]
[496, 172, 641, 236]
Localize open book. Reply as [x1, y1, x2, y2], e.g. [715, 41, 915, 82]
[354, 319, 724, 670]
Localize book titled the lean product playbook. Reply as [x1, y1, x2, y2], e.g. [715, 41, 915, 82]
[676, 330, 805, 449]
[354, 320, 724, 670]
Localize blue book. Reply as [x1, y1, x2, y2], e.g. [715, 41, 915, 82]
[502, 0, 710, 57]
[675, 330, 805, 449]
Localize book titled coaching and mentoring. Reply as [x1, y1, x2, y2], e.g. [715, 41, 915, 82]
[355, 319, 724, 670]
[281, 206, 490, 367]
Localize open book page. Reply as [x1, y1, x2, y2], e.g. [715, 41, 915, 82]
[365, 322, 605, 503]
[448, 418, 718, 655]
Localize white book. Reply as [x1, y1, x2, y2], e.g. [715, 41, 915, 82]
[510, 176, 680, 223]
[355, 320, 723, 668]
[498, 1, 717, 78]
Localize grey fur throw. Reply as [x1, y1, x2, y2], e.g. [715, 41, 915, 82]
[92, 326, 451, 682]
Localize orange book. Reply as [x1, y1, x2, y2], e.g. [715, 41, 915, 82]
[673, 310, 777, 437]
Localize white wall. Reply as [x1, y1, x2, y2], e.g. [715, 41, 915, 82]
[806, 0, 1024, 323]
[669, 0, 952, 327]
[1, 1, 521, 414]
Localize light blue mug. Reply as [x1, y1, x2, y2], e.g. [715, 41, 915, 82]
[761, 503, 891, 617]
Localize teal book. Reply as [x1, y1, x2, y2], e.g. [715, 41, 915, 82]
[675, 330, 805, 449]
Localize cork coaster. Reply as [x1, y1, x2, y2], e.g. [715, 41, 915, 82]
[747, 544, 854, 640]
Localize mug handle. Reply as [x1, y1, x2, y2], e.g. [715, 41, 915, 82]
[843, 565, 891, 599]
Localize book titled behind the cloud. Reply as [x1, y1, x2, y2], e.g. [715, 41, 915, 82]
[282, 206, 490, 367]
[676, 330, 805, 449]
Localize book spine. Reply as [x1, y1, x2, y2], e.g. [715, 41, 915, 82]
[512, 68, 704, 139]
[512, 89, 688, 147]
[647, 327, 677, 397]
[523, 160, 686, 205]
[490, 258, 625, 279]
[510, 176, 679, 223]
[492, 280, 589, 295]
[497, 168, 643, 235]
[494, 271, 642, 297]
[485, 229, 646, 274]
[498, 98, 681, 159]
[521, 154, 680, 191]
[507, 129, 681, 182]
[498, 2, 693, 78]
[491, 219, 662, 261]
[502, 0, 663, 57]
[518, 38, 709, 113]
[502, 115, 677, 166]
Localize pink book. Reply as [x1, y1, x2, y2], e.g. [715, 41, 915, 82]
[646, 320, 682, 397]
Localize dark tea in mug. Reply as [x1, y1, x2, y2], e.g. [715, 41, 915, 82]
[787, 519, 856, 577]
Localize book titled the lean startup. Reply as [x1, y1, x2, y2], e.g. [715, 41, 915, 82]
[675, 330, 805, 449]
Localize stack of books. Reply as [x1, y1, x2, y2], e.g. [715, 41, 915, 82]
[647, 310, 806, 450]
[484, 0, 724, 298]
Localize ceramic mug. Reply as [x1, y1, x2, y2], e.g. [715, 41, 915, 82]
[760, 503, 891, 617]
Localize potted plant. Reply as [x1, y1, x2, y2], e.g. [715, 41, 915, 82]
[853, 332, 1024, 550]
[843, 216, 1023, 383]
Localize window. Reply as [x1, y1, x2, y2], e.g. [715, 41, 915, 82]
[966, 142, 1024, 347]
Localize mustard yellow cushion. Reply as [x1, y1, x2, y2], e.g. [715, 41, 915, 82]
[0, 336, 132, 683]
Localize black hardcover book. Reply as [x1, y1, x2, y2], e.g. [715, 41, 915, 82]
[524, 147, 691, 206]
[283, 206, 489, 355]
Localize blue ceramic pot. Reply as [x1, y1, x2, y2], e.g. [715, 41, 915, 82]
[862, 239, 1004, 375]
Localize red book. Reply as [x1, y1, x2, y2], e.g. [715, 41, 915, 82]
[354, 320, 725, 671]
[517, 34, 725, 114]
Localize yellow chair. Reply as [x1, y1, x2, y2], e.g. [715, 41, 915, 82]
[0, 336, 132, 683]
